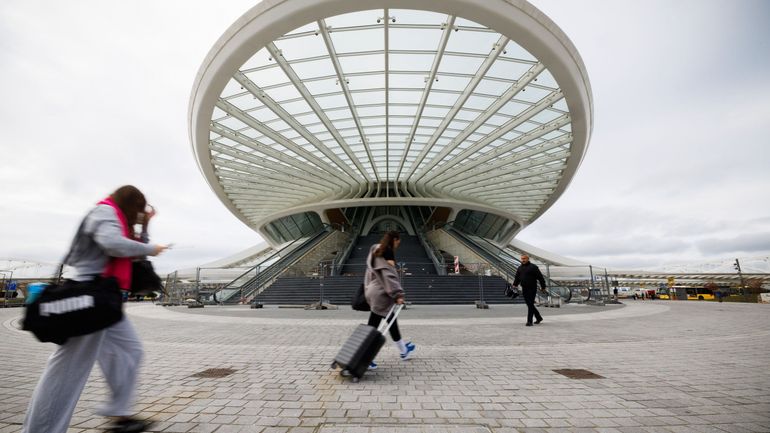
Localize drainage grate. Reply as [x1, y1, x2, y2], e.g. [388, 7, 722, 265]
[553, 368, 604, 379]
[190, 368, 237, 378]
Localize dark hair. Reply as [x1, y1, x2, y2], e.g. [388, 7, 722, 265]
[110, 185, 146, 234]
[373, 231, 400, 257]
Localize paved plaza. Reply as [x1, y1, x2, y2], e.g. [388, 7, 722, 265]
[1, 301, 769, 433]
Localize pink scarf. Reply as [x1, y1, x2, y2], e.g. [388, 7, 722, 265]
[98, 198, 132, 290]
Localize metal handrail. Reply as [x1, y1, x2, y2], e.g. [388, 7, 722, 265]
[440, 223, 572, 302]
[406, 207, 446, 275]
[246, 228, 334, 303]
[214, 226, 332, 303]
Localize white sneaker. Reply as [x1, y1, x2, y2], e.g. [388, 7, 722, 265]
[400, 341, 415, 360]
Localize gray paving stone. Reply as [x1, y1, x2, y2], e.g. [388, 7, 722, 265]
[2, 302, 770, 433]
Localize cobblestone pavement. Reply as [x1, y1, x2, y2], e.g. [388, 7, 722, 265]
[2, 301, 769, 433]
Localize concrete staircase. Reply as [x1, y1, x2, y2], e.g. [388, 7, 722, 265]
[341, 234, 437, 276]
[254, 274, 522, 305]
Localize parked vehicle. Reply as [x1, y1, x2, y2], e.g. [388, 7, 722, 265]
[686, 287, 714, 301]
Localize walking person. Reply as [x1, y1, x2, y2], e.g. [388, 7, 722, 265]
[513, 254, 547, 326]
[23, 185, 168, 433]
[364, 231, 416, 370]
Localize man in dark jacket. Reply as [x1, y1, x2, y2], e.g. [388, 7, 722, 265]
[513, 254, 546, 326]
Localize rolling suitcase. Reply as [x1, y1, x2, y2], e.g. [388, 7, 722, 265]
[331, 304, 403, 382]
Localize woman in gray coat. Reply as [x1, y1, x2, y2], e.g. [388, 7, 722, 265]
[364, 231, 416, 370]
[23, 186, 167, 433]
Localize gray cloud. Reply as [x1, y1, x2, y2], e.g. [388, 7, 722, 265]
[2, 0, 769, 274]
[697, 233, 770, 255]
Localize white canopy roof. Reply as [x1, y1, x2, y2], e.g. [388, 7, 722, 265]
[190, 0, 593, 236]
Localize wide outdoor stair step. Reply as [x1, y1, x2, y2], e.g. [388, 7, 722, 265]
[342, 233, 437, 275]
[254, 275, 523, 305]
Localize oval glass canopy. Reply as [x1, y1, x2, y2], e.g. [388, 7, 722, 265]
[195, 3, 591, 240]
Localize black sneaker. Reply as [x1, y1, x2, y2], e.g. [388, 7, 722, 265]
[525, 322, 533, 326]
[108, 418, 155, 433]
[535, 318, 543, 324]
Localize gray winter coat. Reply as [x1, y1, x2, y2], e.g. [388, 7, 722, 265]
[363, 244, 404, 316]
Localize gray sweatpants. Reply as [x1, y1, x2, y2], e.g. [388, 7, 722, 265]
[23, 318, 144, 433]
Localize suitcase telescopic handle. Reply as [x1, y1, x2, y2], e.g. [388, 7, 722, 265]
[377, 304, 403, 335]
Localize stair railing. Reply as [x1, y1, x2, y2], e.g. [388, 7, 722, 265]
[440, 223, 572, 302]
[246, 228, 335, 303]
[406, 207, 446, 275]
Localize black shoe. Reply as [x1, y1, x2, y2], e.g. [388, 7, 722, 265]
[535, 318, 543, 324]
[108, 418, 155, 433]
[525, 322, 533, 326]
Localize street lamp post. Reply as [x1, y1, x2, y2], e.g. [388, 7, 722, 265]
[734, 258, 746, 293]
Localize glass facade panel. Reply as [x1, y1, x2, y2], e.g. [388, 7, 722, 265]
[264, 212, 324, 243]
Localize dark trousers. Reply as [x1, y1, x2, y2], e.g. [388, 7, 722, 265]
[523, 291, 542, 324]
[368, 311, 401, 341]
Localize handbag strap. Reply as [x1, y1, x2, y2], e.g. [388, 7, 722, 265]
[55, 208, 99, 282]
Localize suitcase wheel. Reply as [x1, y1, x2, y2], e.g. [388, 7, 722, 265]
[330, 361, 338, 369]
[351, 376, 360, 383]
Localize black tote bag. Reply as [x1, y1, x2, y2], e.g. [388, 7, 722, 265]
[351, 283, 370, 311]
[22, 276, 124, 345]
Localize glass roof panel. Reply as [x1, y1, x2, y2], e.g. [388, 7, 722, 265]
[497, 100, 530, 117]
[516, 85, 551, 103]
[485, 60, 533, 81]
[324, 9, 382, 29]
[314, 93, 347, 109]
[240, 47, 273, 72]
[422, 106, 450, 118]
[390, 53, 434, 72]
[303, 77, 339, 95]
[333, 28, 384, 54]
[463, 94, 495, 111]
[243, 66, 290, 88]
[357, 105, 386, 117]
[389, 90, 421, 105]
[453, 17, 489, 30]
[292, 58, 337, 80]
[389, 105, 418, 116]
[338, 53, 384, 74]
[425, 90, 459, 107]
[347, 73, 385, 92]
[263, 84, 303, 103]
[534, 69, 559, 89]
[389, 73, 426, 90]
[432, 74, 472, 92]
[529, 108, 562, 125]
[274, 33, 328, 61]
[445, 29, 499, 56]
[221, 79, 246, 99]
[499, 40, 537, 63]
[327, 107, 354, 121]
[389, 9, 447, 25]
[437, 54, 485, 75]
[280, 99, 312, 116]
[228, 93, 263, 112]
[351, 90, 385, 106]
[389, 27, 443, 51]
[474, 78, 512, 96]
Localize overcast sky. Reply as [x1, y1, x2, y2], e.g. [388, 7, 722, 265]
[1, 0, 769, 274]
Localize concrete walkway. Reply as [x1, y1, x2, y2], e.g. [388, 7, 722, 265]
[1, 301, 769, 432]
